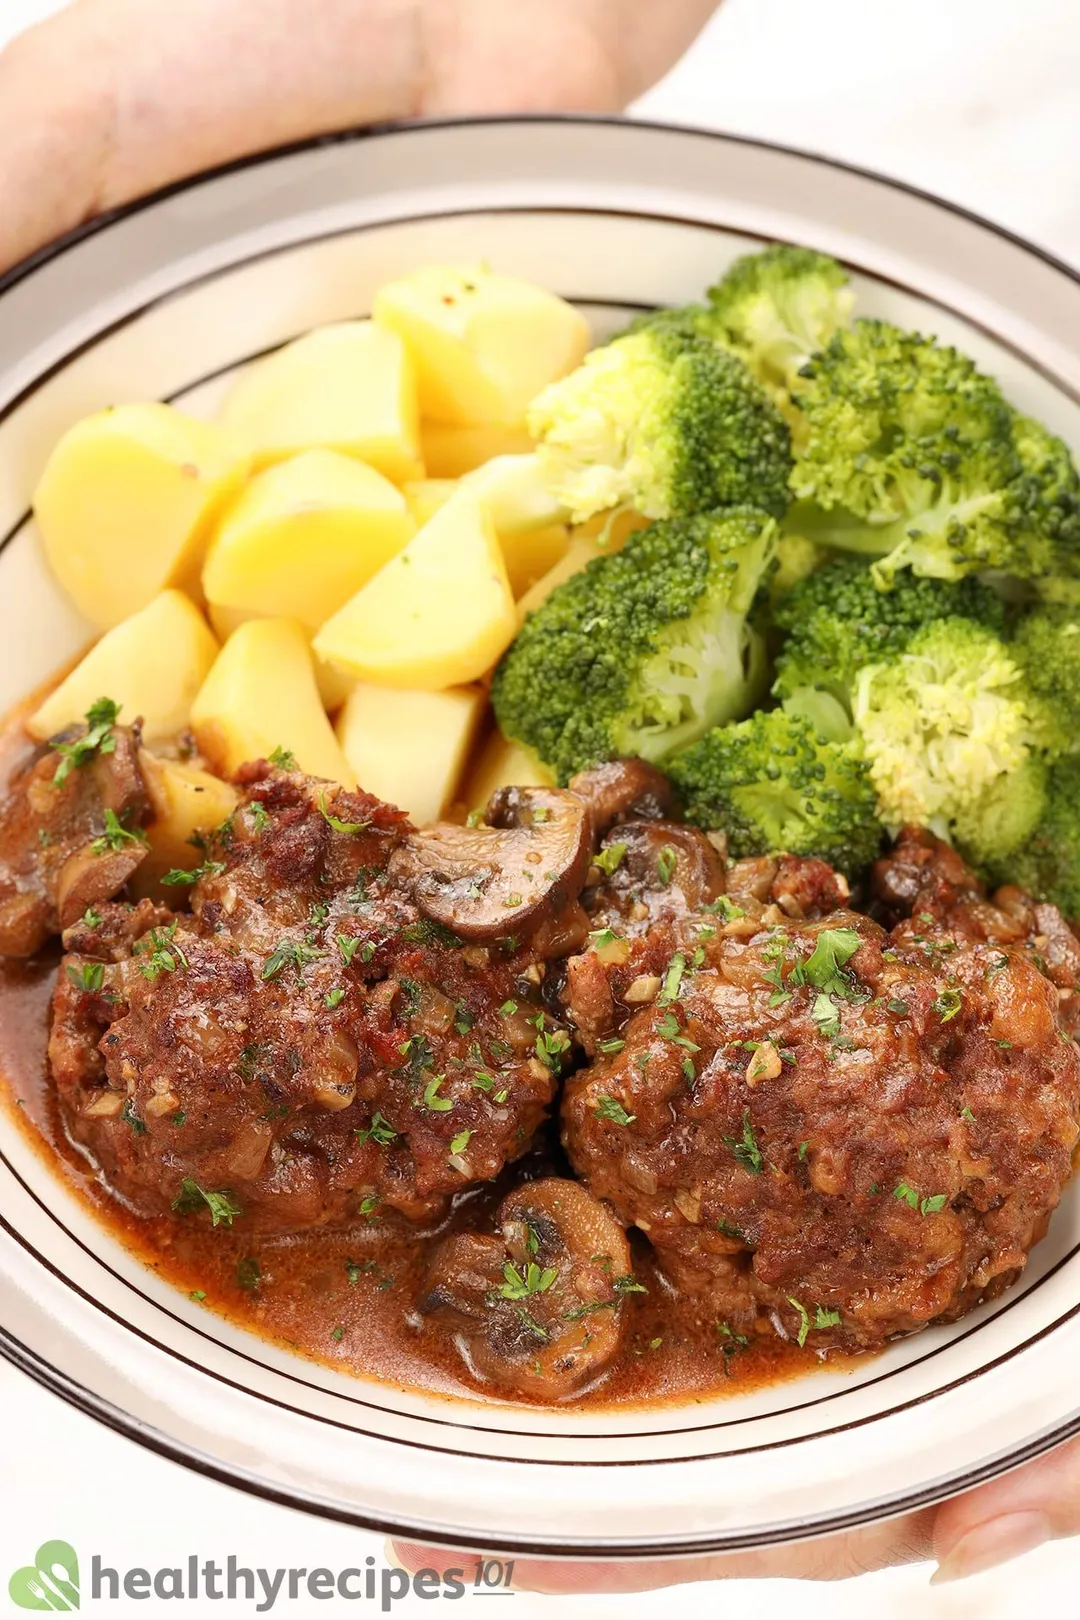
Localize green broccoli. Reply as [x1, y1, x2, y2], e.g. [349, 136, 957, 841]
[705, 244, 856, 403]
[526, 322, 792, 526]
[1010, 601, 1080, 753]
[984, 755, 1080, 919]
[772, 556, 1007, 707]
[667, 708, 883, 875]
[851, 617, 1046, 859]
[788, 319, 1080, 588]
[491, 509, 779, 782]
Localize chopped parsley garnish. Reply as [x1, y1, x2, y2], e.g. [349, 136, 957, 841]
[961, 1106, 976, 1123]
[66, 960, 104, 994]
[91, 808, 148, 855]
[236, 1257, 261, 1291]
[724, 1109, 763, 1175]
[359, 1195, 381, 1216]
[656, 846, 678, 886]
[895, 1182, 948, 1216]
[331, 1325, 345, 1342]
[594, 1094, 636, 1126]
[422, 1076, 453, 1112]
[499, 999, 518, 1017]
[593, 841, 627, 877]
[172, 1179, 242, 1227]
[161, 859, 226, 887]
[337, 934, 362, 967]
[499, 1261, 557, 1301]
[658, 951, 686, 1005]
[51, 696, 120, 786]
[137, 920, 188, 982]
[597, 1036, 625, 1055]
[810, 992, 840, 1040]
[704, 896, 745, 921]
[886, 997, 910, 1017]
[399, 918, 460, 948]
[121, 1099, 146, 1134]
[268, 746, 297, 769]
[613, 1274, 647, 1296]
[81, 906, 102, 929]
[934, 986, 963, 1023]
[248, 801, 271, 835]
[535, 1024, 571, 1074]
[787, 1297, 811, 1347]
[356, 1111, 397, 1146]
[189, 1290, 207, 1304]
[814, 1306, 841, 1330]
[262, 939, 322, 980]
[797, 1140, 809, 1161]
[449, 1129, 473, 1156]
[791, 927, 861, 996]
[172, 1110, 187, 1127]
[324, 987, 345, 1008]
[318, 792, 370, 835]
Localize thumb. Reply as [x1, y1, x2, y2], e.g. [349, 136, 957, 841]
[931, 1434, 1080, 1585]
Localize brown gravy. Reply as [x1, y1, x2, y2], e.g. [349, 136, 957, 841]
[0, 714, 838, 1413]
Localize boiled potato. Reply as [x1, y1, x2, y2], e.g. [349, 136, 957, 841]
[220, 321, 422, 483]
[28, 590, 218, 746]
[33, 403, 249, 629]
[207, 600, 354, 713]
[191, 618, 355, 783]
[203, 450, 415, 631]
[421, 420, 535, 478]
[132, 751, 240, 900]
[402, 478, 567, 597]
[336, 683, 485, 825]
[373, 266, 589, 427]
[465, 729, 555, 811]
[314, 488, 516, 689]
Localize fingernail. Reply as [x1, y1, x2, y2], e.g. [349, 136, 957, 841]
[931, 1510, 1052, 1585]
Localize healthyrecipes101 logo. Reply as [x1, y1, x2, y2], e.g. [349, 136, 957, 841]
[10, 1541, 80, 1610]
[8, 1540, 515, 1610]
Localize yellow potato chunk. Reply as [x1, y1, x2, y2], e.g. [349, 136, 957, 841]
[314, 488, 516, 689]
[132, 751, 240, 900]
[403, 479, 567, 596]
[203, 449, 415, 631]
[465, 730, 555, 812]
[336, 683, 485, 825]
[374, 266, 589, 427]
[403, 477, 458, 528]
[191, 618, 355, 783]
[33, 403, 250, 629]
[220, 321, 422, 483]
[421, 420, 535, 478]
[28, 590, 218, 746]
[208, 601, 354, 713]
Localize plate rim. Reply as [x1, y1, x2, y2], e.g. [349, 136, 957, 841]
[2, 111, 1080, 1556]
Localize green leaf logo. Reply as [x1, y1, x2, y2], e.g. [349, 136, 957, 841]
[9, 1541, 80, 1610]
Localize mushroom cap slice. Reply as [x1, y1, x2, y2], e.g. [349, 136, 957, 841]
[387, 786, 591, 941]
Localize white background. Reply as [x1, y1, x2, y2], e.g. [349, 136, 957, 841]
[1, 0, 1079, 1611]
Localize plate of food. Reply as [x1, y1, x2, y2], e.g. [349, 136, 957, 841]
[2, 115, 1080, 1560]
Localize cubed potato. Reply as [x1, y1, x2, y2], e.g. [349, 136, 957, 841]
[33, 403, 250, 629]
[208, 600, 354, 713]
[27, 590, 218, 746]
[203, 449, 415, 631]
[403, 477, 458, 528]
[191, 618, 355, 783]
[421, 420, 535, 478]
[336, 683, 485, 825]
[132, 751, 240, 900]
[465, 729, 555, 812]
[314, 488, 516, 689]
[219, 321, 422, 483]
[374, 266, 589, 427]
[516, 511, 649, 621]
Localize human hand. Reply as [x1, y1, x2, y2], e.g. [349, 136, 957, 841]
[393, 1429, 1080, 1590]
[0, 0, 721, 274]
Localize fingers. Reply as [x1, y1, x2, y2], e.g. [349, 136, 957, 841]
[390, 1507, 935, 1592]
[0, 0, 723, 276]
[932, 1433, 1080, 1584]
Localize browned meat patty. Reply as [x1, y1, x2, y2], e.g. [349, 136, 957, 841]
[0, 722, 147, 957]
[419, 1176, 634, 1400]
[562, 892, 1080, 1351]
[50, 766, 580, 1232]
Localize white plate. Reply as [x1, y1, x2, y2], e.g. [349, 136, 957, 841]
[1, 116, 1080, 1559]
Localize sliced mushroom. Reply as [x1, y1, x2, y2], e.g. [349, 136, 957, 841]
[419, 1177, 633, 1401]
[568, 759, 676, 835]
[387, 787, 591, 941]
[56, 843, 146, 929]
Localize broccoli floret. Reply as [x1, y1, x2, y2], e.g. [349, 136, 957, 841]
[769, 532, 830, 602]
[1010, 601, 1080, 755]
[773, 556, 1007, 706]
[788, 320, 1079, 588]
[491, 509, 779, 783]
[705, 245, 856, 400]
[851, 617, 1045, 860]
[526, 323, 792, 526]
[984, 756, 1080, 919]
[668, 708, 883, 875]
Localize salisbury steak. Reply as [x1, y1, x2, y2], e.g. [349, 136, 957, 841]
[562, 899, 1080, 1351]
[50, 765, 580, 1230]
